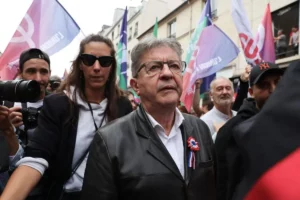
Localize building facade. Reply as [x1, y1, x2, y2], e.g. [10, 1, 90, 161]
[138, 0, 299, 80]
[214, 0, 300, 79]
[100, 0, 185, 85]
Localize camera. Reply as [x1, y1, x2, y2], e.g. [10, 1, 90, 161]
[49, 80, 61, 91]
[21, 107, 41, 130]
[0, 80, 40, 103]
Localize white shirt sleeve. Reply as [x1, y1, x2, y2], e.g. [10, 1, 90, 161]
[9, 144, 24, 169]
[16, 157, 49, 175]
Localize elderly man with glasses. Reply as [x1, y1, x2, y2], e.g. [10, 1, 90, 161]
[81, 38, 216, 200]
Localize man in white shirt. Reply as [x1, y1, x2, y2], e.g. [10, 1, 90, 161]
[201, 77, 236, 141]
[289, 26, 299, 55]
[81, 37, 216, 200]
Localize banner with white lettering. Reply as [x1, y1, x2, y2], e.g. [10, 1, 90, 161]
[0, 0, 80, 80]
[189, 25, 239, 87]
[232, 0, 261, 65]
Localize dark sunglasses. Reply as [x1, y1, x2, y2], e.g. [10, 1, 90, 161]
[80, 54, 114, 67]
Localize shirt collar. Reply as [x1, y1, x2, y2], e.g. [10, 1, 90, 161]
[146, 108, 184, 130]
[212, 106, 235, 120]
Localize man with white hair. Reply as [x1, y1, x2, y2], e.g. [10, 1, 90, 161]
[200, 77, 236, 141]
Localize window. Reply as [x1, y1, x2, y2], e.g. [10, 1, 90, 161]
[272, 1, 299, 59]
[112, 31, 114, 40]
[128, 27, 132, 41]
[128, 50, 131, 66]
[211, 0, 218, 19]
[134, 22, 138, 36]
[168, 20, 176, 38]
[117, 24, 120, 37]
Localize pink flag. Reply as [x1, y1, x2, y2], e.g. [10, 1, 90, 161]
[0, 0, 80, 80]
[256, 4, 276, 63]
[181, 0, 213, 112]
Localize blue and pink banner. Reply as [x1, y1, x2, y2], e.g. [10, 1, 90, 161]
[189, 25, 239, 86]
[181, 0, 214, 112]
[0, 0, 80, 80]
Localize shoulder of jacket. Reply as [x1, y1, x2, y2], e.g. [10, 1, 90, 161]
[43, 93, 75, 112]
[44, 93, 70, 105]
[116, 95, 131, 106]
[99, 111, 136, 140]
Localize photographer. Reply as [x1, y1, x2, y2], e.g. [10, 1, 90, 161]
[0, 106, 19, 193]
[0, 48, 51, 195]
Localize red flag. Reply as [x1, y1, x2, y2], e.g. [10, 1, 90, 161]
[181, 50, 197, 112]
[256, 3, 276, 62]
[234, 61, 300, 199]
[245, 149, 300, 200]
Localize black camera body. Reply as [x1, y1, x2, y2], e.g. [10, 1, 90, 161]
[49, 80, 61, 91]
[21, 107, 41, 130]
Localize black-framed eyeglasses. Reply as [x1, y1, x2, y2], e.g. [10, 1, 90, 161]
[80, 54, 114, 67]
[136, 60, 186, 77]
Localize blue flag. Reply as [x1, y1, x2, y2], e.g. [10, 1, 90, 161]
[117, 8, 128, 90]
[199, 0, 215, 96]
[181, 0, 215, 110]
[190, 25, 239, 84]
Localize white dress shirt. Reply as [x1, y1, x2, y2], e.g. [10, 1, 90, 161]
[200, 106, 237, 142]
[146, 108, 185, 178]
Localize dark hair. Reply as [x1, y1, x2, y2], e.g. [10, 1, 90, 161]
[202, 92, 213, 111]
[131, 37, 183, 77]
[124, 90, 134, 98]
[178, 105, 189, 114]
[50, 75, 61, 82]
[19, 48, 50, 72]
[57, 34, 120, 122]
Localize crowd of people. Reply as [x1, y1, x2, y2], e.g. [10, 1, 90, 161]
[274, 25, 299, 59]
[0, 33, 300, 200]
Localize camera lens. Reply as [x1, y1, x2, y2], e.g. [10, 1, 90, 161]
[0, 80, 40, 102]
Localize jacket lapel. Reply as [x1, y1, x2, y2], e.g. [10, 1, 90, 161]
[135, 106, 184, 181]
[180, 118, 194, 185]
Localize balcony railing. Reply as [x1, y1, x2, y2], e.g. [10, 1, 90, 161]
[276, 45, 299, 60]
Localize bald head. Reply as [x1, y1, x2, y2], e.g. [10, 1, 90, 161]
[210, 77, 233, 92]
[210, 77, 234, 107]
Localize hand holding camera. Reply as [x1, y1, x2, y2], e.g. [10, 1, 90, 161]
[8, 107, 23, 128]
[0, 106, 13, 133]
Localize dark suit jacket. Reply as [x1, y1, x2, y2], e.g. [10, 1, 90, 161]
[81, 105, 216, 200]
[24, 92, 132, 199]
[215, 99, 258, 200]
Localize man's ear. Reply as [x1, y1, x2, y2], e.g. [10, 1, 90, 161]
[130, 78, 140, 96]
[17, 68, 22, 79]
[209, 91, 213, 102]
[248, 87, 253, 97]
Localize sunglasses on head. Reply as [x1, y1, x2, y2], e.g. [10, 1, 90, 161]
[80, 54, 114, 67]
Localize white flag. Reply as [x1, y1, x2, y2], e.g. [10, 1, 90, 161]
[231, 0, 261, 65]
